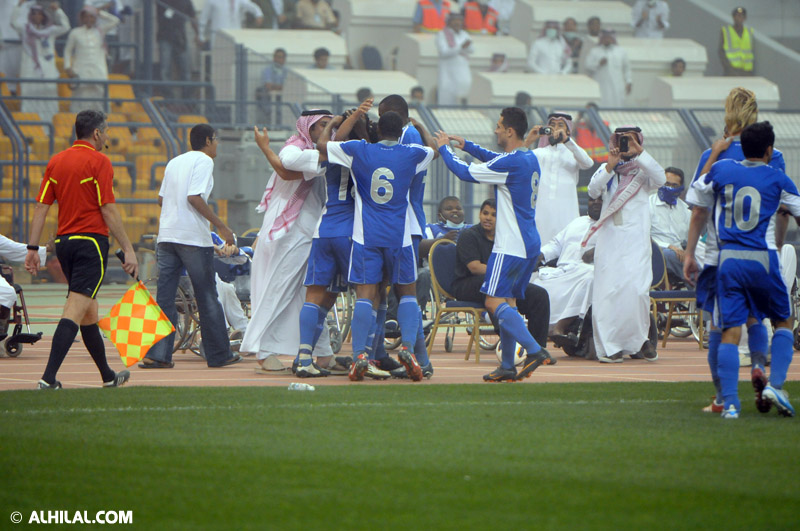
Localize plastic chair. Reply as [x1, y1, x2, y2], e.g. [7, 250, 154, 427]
[649, 241, 703, 349]
[361, 46, 383, 70]
[428, 239, 490, 363]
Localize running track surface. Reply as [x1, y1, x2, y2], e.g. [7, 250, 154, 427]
[2, 283, 796, 390]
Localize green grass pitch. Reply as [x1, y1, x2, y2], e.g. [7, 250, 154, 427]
[2, 382, 799, 529]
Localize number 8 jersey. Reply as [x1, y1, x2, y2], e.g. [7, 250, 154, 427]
[693, 159, 800, 250]
[326, 140, 434, 248]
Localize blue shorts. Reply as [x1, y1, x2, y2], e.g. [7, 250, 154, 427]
[304, 236, 351, 293]
[695, 265, 717, 314]
[349, 242, 418, 285]
[716, 249, 791, 329]
[481, 252, 537, 299]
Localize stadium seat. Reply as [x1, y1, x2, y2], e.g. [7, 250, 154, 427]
[0, 73, 21, 111]
[108, 74, 139, 114]
[52, 112, 76, 144]
[361, 46, 383, 70]
[469, 72, 601, 108]
[11, 112, 54, 157]
[135, 154, 167, 190]
[428, 239, 491, 363]
[649, 241, 702, 349]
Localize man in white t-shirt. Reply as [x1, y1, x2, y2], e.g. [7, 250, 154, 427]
[140, 124, 242, 369]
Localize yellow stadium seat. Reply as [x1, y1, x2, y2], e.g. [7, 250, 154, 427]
[135, 154, 167, 190]
[0, 73, 21, 111]
[57, 74, 72, 112]
[12, 111, 51, 156]
[53, 112, 76, 140]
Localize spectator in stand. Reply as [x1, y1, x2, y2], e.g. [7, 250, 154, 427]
[631, 0, 669, 39]
[671, 57, 686, 76]
[356, 87, 373, 103]
[436, 13, 473, 105]
[257, 48, 287, 123]
[311, 47, 332, 69]
[198, 0, 262, 48]
[527, 21, 571, 75]
[515, 91, 532, 107]
[573, 102, 609, 165]
[411, 86, 425, 103]
[584, 29, 631, 108]
[248, 0, 290, 29]
[719, 7, 754, 76]
[489, 0, 514, 36]
[488, 52, 507, 72]
[0, 2, 23, 87]
[562, 17, 582, 74]
[649, 166, 690, 282]
[295, 0, 337, 30]
[64, 5, 119, 113]
[261, 48, 287, 92]
[413, 0, 451, 33]
[12, 2, 71, 124]
[157, 0, 197, 99]
[585, 16, 602, 46]
[462, 0, 497, 35]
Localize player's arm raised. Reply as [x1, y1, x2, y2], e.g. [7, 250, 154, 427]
[408, 117, 440, 159]
[334, 98, 373, 141]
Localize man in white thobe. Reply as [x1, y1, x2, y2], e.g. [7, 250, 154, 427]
[436, 13, 473, 105]
[63, 6, 119, 113]
[527, 20, 571, 75]
[0, 234, 48, 339]
[631, 0, 670, 39]
[534, 196, 602, 342]
[649, 166, 691, 281]
[527, 112, 594, 244]
[198, 0, 263, 47]
[584, 30, 631, 108]
[587, 126, 666, 363]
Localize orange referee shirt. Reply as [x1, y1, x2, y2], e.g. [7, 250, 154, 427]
[36, 140, 116, 236]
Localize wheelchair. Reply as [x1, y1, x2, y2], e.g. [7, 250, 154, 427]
[0, 264, 43, 357]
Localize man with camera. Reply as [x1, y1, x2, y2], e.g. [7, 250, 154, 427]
[586, 126, 666, 363]
[525, 112, 594, 245]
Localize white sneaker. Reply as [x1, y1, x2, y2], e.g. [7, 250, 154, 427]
[762, 385, 795, 417]
[721, 404, 739, 419]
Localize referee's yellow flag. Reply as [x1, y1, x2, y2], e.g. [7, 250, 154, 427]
[98, 281, 175, 367]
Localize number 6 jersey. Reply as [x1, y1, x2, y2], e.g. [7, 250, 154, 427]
[326, 140, 434, 248]
[691, 159, 800, 250]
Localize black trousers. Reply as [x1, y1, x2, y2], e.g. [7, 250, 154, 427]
[451, 275, 551, 347]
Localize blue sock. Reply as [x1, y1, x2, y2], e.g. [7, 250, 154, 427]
[769, 328, 794, 389]
[717, 342, 741, 411]
[708, 330, 722, 397]
[297, 303, 320, 365]
[311, 305, 329, 349]
[414, 309, 429, 366]
[747, 323, 768, 368]
[373, 303, 388, 360]
[496, 303, 540, 355]
[365, 309, 378, 360]
[398, 296, 420, 349]
[499, 326, 517, 370]
[351, 299, 374, 356]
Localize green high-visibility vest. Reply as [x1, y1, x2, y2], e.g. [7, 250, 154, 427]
[722, 25, 754, 71]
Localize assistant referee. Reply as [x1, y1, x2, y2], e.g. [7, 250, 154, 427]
[25, 110, 139, 390]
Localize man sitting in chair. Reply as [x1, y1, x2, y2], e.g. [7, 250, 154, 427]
[451, 198, 550, 347]
[534, 196, 602, 352]
[0, 234, 49, 340]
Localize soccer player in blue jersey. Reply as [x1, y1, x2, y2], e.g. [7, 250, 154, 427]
[363, 95, 433, 377]
[317, 111, 436, 382]
[685, 121, 800, 418]
[685, 87, 787, 414]
[433, 107, 556, 382]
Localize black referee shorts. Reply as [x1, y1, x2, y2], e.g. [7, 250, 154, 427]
[55, 233, 110, 299]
